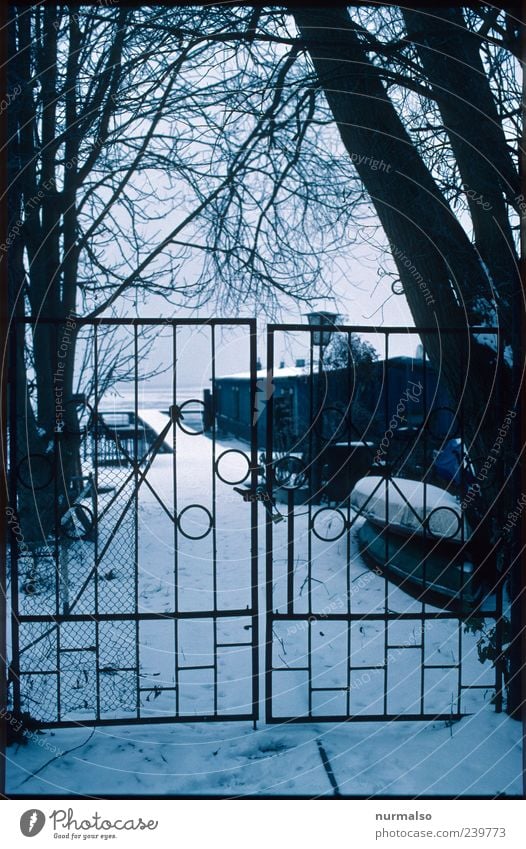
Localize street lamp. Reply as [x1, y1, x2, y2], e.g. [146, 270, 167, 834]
[305, 311, 341, 350]
[305, 312, 341, 503]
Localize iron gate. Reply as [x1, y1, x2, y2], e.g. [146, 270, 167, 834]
[264, 323, 505, 723]
[9, 318, 259, 726]
[8, 318, 508, 726]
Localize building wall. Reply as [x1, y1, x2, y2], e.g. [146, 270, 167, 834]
[210, 359, 453, 449]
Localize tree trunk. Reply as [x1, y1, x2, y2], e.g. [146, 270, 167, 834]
[9, 5, 82, 542]
[293, 6, 513, 504]
[293, 5, 520, 714]
[402, 6, 519, 317]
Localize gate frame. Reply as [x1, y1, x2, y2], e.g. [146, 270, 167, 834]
[264, 322, 506, 724]
[8, 317, 260, 727]
[6, 318, 513, 727]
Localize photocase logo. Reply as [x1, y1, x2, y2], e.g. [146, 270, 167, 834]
[253, 373, 274, 425]
[20, 810, 46, 837]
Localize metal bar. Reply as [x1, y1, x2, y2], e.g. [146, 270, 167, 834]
[16, 670, 61, 676]
[389, 476, 433, 528]
[8, 792, 518, 800]
[266, 713, 468, 724]
[33, 714, 257, 729]
[134, 324, 140, 719]
[272, 667, 310, 672]
[17, 609, 261, 622]
[265, 327, 274, 723]
[286, 487, 294, 614]
[493, 340, 505, 715]
[55, 622, 61, 724]
[346, 476, 389, 531]
[346, 617, 351, 716]
[211, 324, 218, 717]
[346, 330, 352, 716]
[457, 339, 465, 715]
[53, 324, 62, 723]
[266, 323, 499, 335]
[249, 318, 259, 722]
[0, 86, 9, 792]
[135, 475, 175, 523]
[421, 337, 428, 716]
[308, 618, 312, 718]
[18, 317, 257, 327]
[58, 646, 96, 653]
[172, 325, 179, 718]
[99, 667, 136, 673]
[307, 330, 316, 721]
[8, 320, 21, 715]
[19, 609, 500, 623]
[94, 325, 101, 721]
[383, 334, 389, 716]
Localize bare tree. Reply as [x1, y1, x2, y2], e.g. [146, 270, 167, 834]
[6, 4, 521, 583]
[6, 4, 361, 537]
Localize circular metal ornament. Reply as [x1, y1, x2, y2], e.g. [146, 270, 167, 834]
[215, 449, 251, 485]
[177, 504, 213, 540]
[311, 507, 348, 542]
[17, 453, 54, 491]
[60, 503, 95, 540]
[175, 399, 206, 435]
[273, 455, 308, 489]
[423, 506, 462, 540]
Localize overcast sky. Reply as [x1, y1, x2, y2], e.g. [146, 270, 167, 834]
[111, 243, 423, 403]
[91, 235, 422, 398]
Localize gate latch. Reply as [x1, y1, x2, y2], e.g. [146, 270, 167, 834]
[233, 484, 285, 523]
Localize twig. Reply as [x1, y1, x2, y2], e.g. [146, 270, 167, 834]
[316, 739, 341, 797]
[352, 569, 374, 583]
[299, 575, 330, 597]
[272, 628, 286, 656]
[18, 727, 97, 787]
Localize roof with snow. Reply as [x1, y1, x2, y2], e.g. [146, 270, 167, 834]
[215, 355, 426, 382]
[216, 365, 311, 381]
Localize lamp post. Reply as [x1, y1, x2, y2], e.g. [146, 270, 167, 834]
[305, 312, 340, 502]
[306, 311, 340, 349]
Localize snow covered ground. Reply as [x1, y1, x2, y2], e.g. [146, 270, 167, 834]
[6, 412, 523, 797]
[6, 711, 522, 797]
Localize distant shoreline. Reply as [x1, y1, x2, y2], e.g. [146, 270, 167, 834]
[98, 385, 206, 410]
